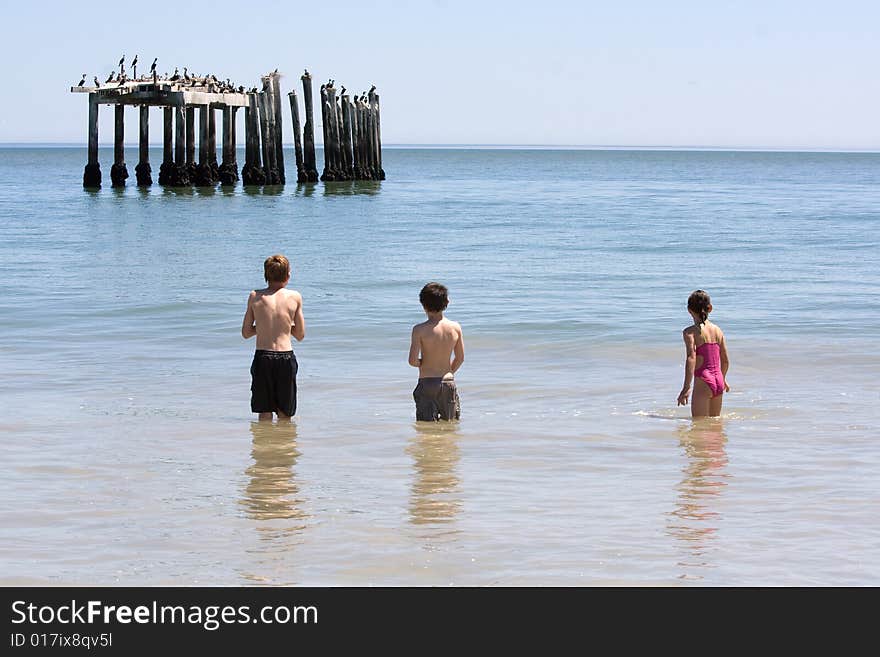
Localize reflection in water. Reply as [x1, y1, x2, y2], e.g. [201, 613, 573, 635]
[241, 421, 307, 526]
[242, 184, 285, 197]
[322, 180, 382, 196]
[667, 418, 728, 580]
[406, 422, 462, 525]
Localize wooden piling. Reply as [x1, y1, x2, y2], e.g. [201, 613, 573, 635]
[185, 106, 196, 179]
[271, 74, 285, 183]
[319, 85, 331, 180]
[208, 106, 219, 182]
[288, 91, 305, 182]
[241, 94, 266, 185]
[219, 106, 239, 185]
[110, 105, 128, 187]
[341, 94, 353, 179]
[194, 105, 213, 186]
[329, 86, 343, 179]
[360, 97, 372, 179]
[83, 93, 101, 187]
[135, 105, 152, 186]
[301, 72, 319, 182]
[349, 96, 361, 179]
[258, 91, 278, 184]
[163, 107, 173, 164]
[158, 106, 172, 185]
[165, 105, 189, 186]
[371, 92, 385, 180]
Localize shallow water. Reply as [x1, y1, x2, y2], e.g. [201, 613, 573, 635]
[1, 146, 878, 585]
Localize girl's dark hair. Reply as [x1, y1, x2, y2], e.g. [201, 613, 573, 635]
[687, 289, 711, 325]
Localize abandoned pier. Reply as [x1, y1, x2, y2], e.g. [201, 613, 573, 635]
[71, 66, 384, 188]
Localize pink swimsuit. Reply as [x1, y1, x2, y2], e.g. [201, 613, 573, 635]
[694, 342, 725, 397]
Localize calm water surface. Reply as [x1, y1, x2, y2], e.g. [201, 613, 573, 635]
[1, 147, 878, 585]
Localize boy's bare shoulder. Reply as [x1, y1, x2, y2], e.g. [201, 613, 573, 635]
[445, 318, 463, 332]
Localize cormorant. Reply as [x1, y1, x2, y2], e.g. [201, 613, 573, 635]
[117, 75, 126, 87]
[106, 72, 115, 83]
[77, 74, 86, 86]
[131, 54, 138, 67]
[118, 54, 125, 67]
[150, 58, 157, 73]
[170, 67, 179, 81]
[93, 76, 100, 87]
[303, 68, 309, 77]
[340, 85, 346, 95]
[183, 67, 190, 81]
[369, 84, 376, 94]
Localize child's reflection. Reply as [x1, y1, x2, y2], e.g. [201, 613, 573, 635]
[667, 418, 729, 579]
[406, 422, 462, 525]
[242, 421, 307, 526]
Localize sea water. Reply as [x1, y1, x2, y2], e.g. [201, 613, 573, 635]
[1, 146, 878, 585]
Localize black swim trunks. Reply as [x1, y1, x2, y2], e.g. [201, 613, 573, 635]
[413, 376, 460, 421]
[250, 350, 298, 417]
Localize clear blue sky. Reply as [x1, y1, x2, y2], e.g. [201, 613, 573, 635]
[1, 0, 878, 149]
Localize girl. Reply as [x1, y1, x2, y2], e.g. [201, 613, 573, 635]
[677, 290, 730, 417]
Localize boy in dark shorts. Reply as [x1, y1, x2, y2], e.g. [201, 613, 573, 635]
[408, 282, 465, 421]
[241, 254, 306, 420]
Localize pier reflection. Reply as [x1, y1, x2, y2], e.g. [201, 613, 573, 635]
[322, 180, 382, 196]
[667, 418, 729, 580]
[406, 422, 462, 526]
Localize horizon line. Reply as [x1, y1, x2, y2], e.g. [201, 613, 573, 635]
[1, 141, 879, 154]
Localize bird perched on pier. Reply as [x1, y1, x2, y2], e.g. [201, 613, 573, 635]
[169, 67, 179, 81]
[93, 76, 100, 88]
[150, 58, 157, 74]
[340, 85, 346, 96]
[183, 67, 190, 82]
[303, 68, 310, 78]
[131, 54, 138, 76]
[77, 74, 86, 86]
[117, 74, 127, 87]
[118, 54, 125, 72]
[273, 68, 278, 75]
[106, 71, 115, 83]
[237, 85, 244, 93]
[369, 84, 376, 94]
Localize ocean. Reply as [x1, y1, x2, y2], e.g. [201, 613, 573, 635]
[1, 146, 878, 585]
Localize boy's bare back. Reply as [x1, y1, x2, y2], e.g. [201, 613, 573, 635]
[242, 286, 305, 351]
[410, 317, 464, 378]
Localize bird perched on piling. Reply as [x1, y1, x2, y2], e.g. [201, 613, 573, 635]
[169, 67, 179, 81]
[340, 85, 346, 96]
[77, 74, 86, 86]
[369, 84, 376, 94]
[93, 76, 100, 87]
[106, 71, 115, 83]
[131, 54, 138, 76]
[183, 67, 190, 82]
[303, 68, 310, 78]
[150, 58, 157, 73]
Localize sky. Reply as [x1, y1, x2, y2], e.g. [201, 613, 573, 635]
[1, 0, 878, 149]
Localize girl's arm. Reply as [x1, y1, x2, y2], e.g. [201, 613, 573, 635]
[677, 329, 696, 406]
[719, 331, 730, 392]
